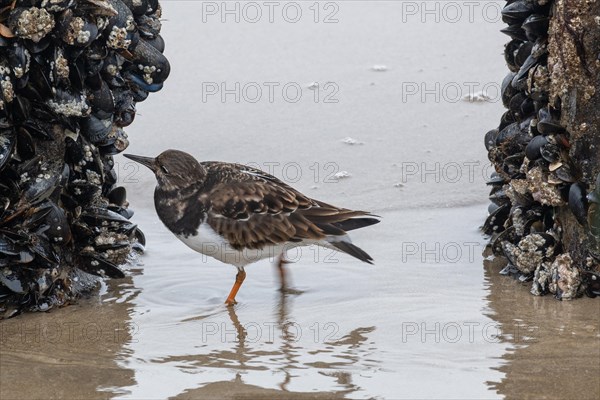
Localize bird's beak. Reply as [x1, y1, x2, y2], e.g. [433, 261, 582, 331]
[124, 154, 157, 172]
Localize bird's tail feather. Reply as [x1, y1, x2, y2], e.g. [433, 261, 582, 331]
[333, 217, 380, 232]
[330, 240, 374, 265]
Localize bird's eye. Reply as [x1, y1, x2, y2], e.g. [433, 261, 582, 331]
[161, 166, 169, 174]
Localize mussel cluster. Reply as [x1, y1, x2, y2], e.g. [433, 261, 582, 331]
[0, 0, 169, 318]
[483, 0, 600, 300]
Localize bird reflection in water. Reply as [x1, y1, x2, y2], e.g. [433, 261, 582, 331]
[174, 291, 379, 397]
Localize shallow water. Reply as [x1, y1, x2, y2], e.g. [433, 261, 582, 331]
[1, 1, 599, 399]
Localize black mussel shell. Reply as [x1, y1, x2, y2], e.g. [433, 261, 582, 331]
[569, 183, 588, 226]
[7, 42, 31, 84]
[488, 202, 501, 215]
[540, 143, 560, 163]
[522, 14, 549, 42]
[30, 234, 60, 267]
[78, 253, 125, 279]
[64, 136, 85, 165]
[553, 165, 576, 183]
[147, 0, 159, 14]
[22, 117, 54, 140]
[508, 92, 528, 119]
[496, 122, 519, 147]
[106, 0, 135, 33]
[502, 153, 526, 179]
[485, 129, 499, 151]
[80, 115, 113, 143]
[145, 34, 165, 53]
[501, 72, 518, 108]
[499, 241, 519, 268]
[9, 95, 31, 125]
[520, 97, 535, 118]
[499, 110, 516, 131]
[22, 163, 67, 206]
[108, 205, 134, 219]
[70, 220, 94, 238]
[487, 172, 506, 186]
[16, 127, 36, 160]
[94, 237, 131, 252]
[107, 186, 127, 206]
[515, 41, 534, 69]
[537, 107, 565, 134]
[112, 90, 136, 127]
[132, 227, 145, 252]
[525, 135, 547, 160]
[512, 53, 544, 91]
[504, 39, 523, 72]
[44, 201, 72, 244]
[496, 121, 530, 153]
[501, 24, 528, 42]
[103, 162, 118, 187]
[583, 271, 600, 298]
[129, 39, 170, 84]
[88, 79, 115, 119]
[26, 62, 53, 100]
[502, 0, 536, 25]
[483, 202, 511, 235]
[81, 206, 130, 226]
[489, 186, 510, 207]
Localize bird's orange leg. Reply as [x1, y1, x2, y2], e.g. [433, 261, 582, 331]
[225, 269, 246, 306]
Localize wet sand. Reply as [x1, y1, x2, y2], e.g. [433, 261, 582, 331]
[485, 256, 600, 400]
[0, 279, 138, 399]
[1, 1, 599, 399]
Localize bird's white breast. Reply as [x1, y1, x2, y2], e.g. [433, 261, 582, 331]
[176, 223, 294, 268]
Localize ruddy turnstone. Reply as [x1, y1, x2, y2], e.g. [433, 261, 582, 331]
[124, 150, 380, 305]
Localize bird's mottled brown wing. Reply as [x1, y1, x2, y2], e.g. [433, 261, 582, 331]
[201, 162, 376, 250]
[204, 182, 326, 250]
[201, 163, 321, 250]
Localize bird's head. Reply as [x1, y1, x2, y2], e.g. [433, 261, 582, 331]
[124, 150, 206, 190]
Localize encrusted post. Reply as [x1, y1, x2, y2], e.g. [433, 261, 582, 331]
[548, 0, 600, 268]
[0, 0, 170, 318]
[484, 0, 600, 299]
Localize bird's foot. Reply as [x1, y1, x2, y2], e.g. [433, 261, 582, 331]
[279, 286, 304, 295]
[224, 298, 238, 306]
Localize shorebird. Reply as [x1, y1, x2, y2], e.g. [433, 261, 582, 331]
[124, 150, 380, 305]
